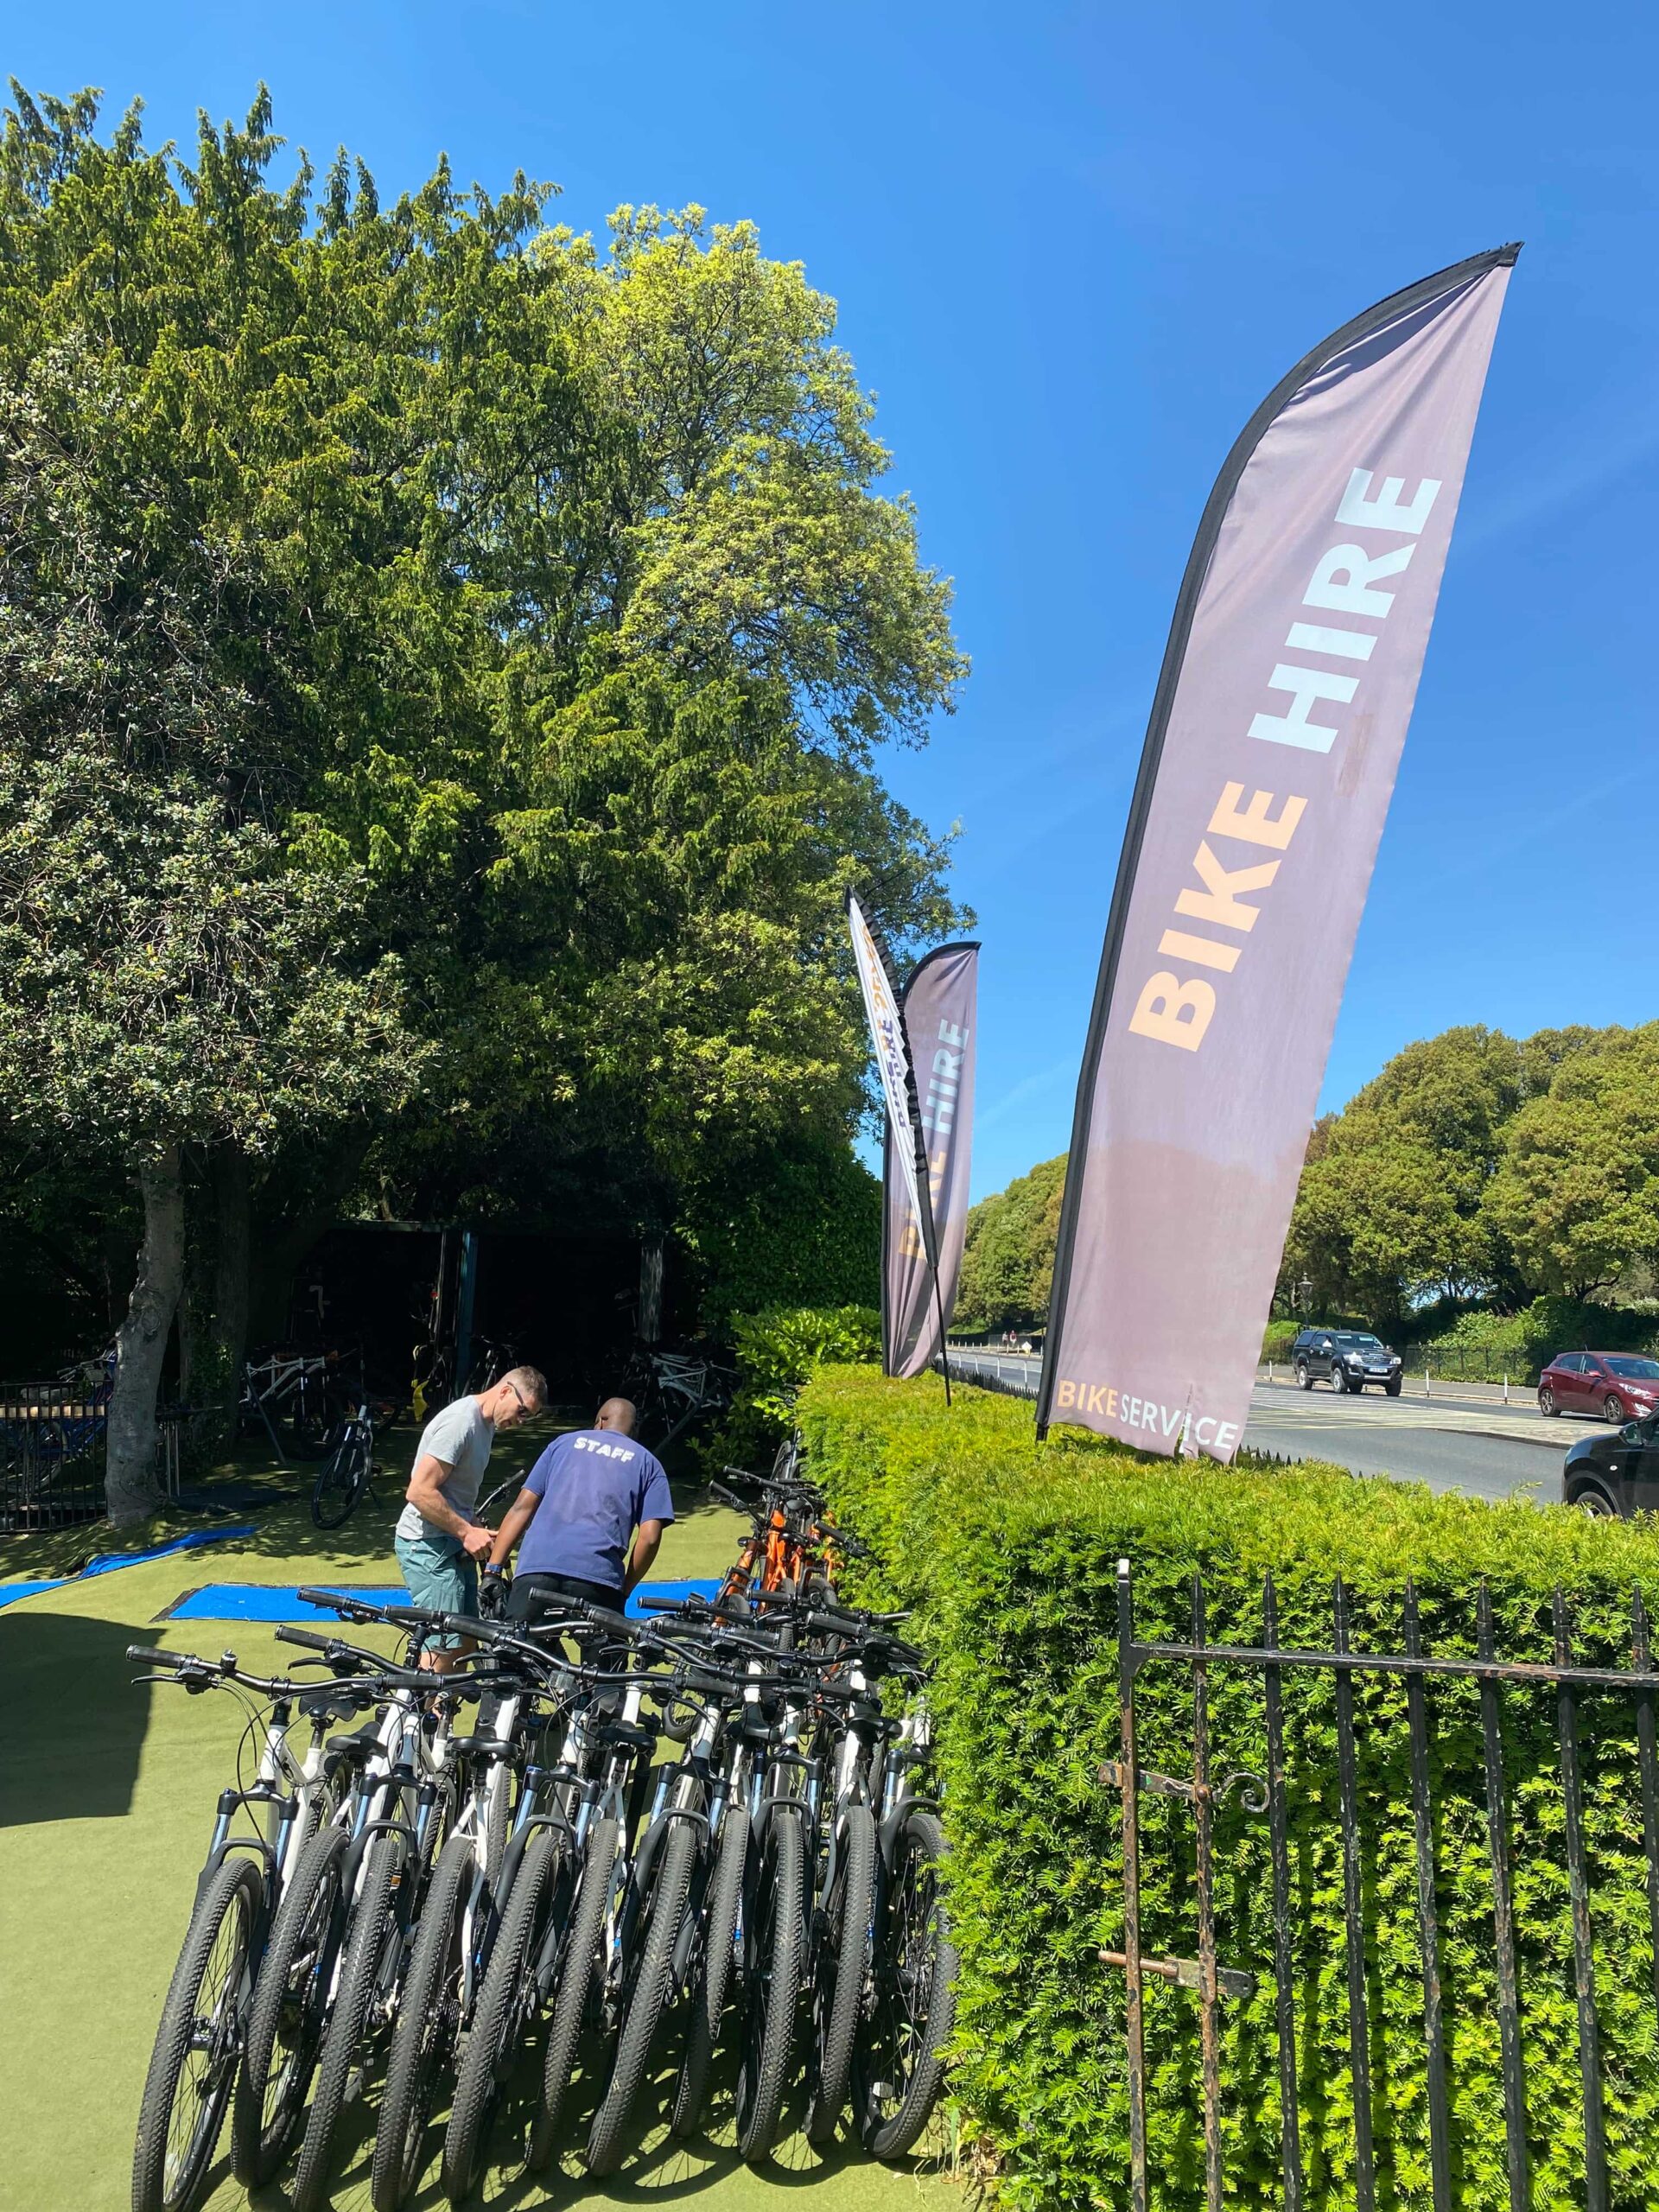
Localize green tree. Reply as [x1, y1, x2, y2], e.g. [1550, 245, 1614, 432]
[0, 370, 425, 1519]
[1483, 1027, 1659, 1298]
[957, 1154, 1067, 1331]
[0, 84, 969, 1482]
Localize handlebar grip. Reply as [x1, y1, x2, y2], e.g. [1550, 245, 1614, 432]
[126, 1643, 185, 1669]
[296, 1584, 374, 1618]
[574, 1599, 636, 1635]
[275, 1625, 339, 1654]
[709, 1482, 748, 1511]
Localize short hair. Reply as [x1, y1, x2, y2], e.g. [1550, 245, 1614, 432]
[505, 1365, 549, 1410]
[596, 1396, 637, 1435]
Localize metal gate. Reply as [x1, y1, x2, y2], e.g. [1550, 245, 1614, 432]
[1104, 1560, 1659, 2212]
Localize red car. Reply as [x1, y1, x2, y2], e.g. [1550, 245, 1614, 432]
[1538, 1351, 1659, 1424]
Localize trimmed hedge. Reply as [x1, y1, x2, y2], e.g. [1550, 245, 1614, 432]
[798, 1368, 1659, 2211]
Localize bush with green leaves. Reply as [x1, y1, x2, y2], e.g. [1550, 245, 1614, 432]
[705, 1302, 879, 1471]
[799, 1366, 1659, 2211]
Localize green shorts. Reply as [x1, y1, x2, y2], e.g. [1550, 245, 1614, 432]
[394, 1529, 478, 1646]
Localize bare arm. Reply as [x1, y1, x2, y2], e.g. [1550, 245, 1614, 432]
[486, 1487, 542, 1572]
[623, 1518, 666, 1597]
[404, 1453, 493, 1558]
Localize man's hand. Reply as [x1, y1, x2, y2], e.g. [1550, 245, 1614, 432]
[461, 1522, 493, 1561]
[478, 1569, 509, 1621]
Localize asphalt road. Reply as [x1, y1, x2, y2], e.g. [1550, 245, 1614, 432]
[946, 1350, 1580, 1505]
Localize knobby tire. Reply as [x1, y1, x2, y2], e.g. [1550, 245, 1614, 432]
[131, 1854, 262, 2212]
[585, 1819, 697, 2177]
[232, 1823, 347, 2185]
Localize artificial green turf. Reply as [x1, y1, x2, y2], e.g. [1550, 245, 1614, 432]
[0, 1440, 958, 2212]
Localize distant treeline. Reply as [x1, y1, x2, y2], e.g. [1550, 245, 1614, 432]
[957, 1022, 1659, 1333]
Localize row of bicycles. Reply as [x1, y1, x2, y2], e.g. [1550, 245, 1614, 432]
[128, 1448, 955, 2212]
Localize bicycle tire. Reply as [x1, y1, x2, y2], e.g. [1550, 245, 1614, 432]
[289, 1831, 399, 2212]
[232, 1823, 348, 2184]
[442, 1826, 561, 2202]
[855, 1808, 957, 2160]
[310, 1432, 368, 1529]
[131, 1853, 262, 2212]
[734, 1807, 805, 2164]
[372, 1834, 472, 2212]
[671, 1801, 748, 2137]
[804, 1804, 876, 2145]
[529, 1813, 620, 2170]
[585, 1820, 698, 2177]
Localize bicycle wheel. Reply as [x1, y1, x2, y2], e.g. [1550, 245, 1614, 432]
[804, 1804, 876, 2145]
[372, 1834, 472, 2212]
[309, 1427, 369, 1529]
[132, 1854, 262, 2212]
[232, 1824, 348, 2184]
[855, 1808, 957, 2159]
[734, 1806, 805, 2164]
[443, 1825, 562, 2202]
[290, 1831, 400, 2212]
[671, 1800, 748, 2137]
[585, 1820, 698, 2177]
[530, 1813, 620, 2169]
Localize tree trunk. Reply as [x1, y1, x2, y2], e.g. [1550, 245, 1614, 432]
[106, 1143, 186, 1527]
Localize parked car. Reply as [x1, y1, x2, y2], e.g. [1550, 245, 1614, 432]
[1562, 1412, 1659, 1517]
[1537, 1351, 1659, 1425]
[1292, 1328, 1403, 1395]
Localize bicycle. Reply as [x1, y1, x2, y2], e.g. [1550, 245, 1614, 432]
[308, 1402, 378, 1530]
[239, 1349, 343, 1466]
[127, 1645, 365, 2212]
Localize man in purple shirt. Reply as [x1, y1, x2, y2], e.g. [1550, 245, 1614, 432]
[481, 1396, 674, 1619]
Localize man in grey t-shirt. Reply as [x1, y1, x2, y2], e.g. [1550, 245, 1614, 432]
[395, 1367, 546, 1669]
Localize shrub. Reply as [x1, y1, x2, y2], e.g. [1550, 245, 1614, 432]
[704, 1302, 880, 1471]
[799, 1367, 1659, 2212]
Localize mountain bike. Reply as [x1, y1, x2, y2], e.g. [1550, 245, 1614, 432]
[309, 1402, 378, 1530]
[128, 1646, 363, 2212]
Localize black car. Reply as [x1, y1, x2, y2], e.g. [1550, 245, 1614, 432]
[1292, 1327, 1404, 1395]
[1563, 1413, 1659, 1518]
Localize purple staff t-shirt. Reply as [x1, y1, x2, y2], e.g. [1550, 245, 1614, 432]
[516, 1428, 675, 1591]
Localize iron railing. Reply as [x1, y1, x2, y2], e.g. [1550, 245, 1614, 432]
[1103, 1560, 1659, 2212]
[0, 1392, 188, 1528]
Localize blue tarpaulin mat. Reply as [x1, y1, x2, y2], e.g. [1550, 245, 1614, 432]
[0, 1524, 258, 1612]
[163, 1576, 727, 1623]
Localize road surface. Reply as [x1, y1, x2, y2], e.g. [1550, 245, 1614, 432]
[945, 1350, 1580, 1505]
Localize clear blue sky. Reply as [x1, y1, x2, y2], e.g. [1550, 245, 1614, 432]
[14, 3, 1656, 1200]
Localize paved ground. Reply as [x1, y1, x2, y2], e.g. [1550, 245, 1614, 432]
[0, 1443, 958, 2212]
[946, 1348, 1591, 1504]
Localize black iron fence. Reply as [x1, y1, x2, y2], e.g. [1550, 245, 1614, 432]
[0, 1392, 188, 1529]
[0, 1390, 109, 1528]
[1103, 1560, 1659, 2212]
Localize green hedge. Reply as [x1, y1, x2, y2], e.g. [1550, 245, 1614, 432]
[798, 1368, 1659, 2212]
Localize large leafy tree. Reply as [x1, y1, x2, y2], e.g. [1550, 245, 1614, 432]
[1482, 1028, 1659, 1299]
[956, 1154, 1067, 1332]
[0, 85, 968, 1505]
[0, 369, 424, 1520]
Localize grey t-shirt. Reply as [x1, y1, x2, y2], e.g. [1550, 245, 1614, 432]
[394, 1396, 496, 1546]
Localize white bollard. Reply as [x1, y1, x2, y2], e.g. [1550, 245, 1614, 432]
[1424, 1366, 1431, 1398]
[1503, 1372, 1510, 1403]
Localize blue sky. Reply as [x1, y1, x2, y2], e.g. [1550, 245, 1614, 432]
[13, 3, 1656, 1199]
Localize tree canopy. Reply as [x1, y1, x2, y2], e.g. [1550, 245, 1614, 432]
[0, 82, 969, 1513]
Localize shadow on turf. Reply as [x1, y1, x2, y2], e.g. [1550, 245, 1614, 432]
[0, 1609, 154, 1825]
[215, 2033, 931, 2212]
